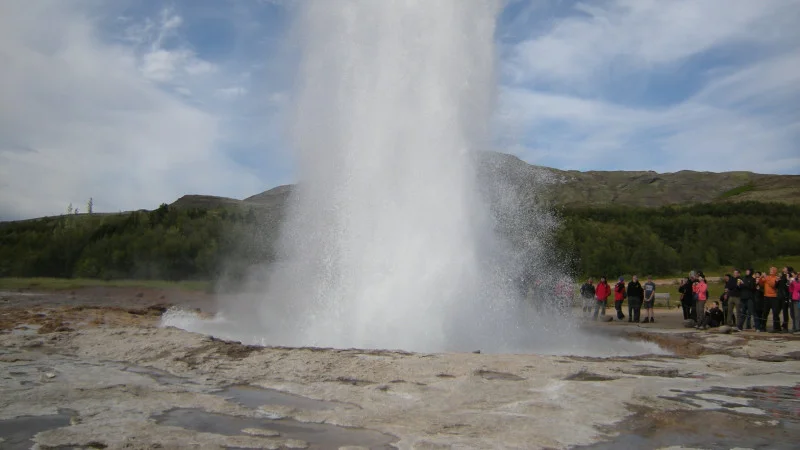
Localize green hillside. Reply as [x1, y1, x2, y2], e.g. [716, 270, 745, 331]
[2, 152, 799, 283]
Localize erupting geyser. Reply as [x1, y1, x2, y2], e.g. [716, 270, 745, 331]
[163, 0, 665, 356]
[267, 0, 525, 351]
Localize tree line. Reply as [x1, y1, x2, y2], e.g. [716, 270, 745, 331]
[1, 201, 798, 282]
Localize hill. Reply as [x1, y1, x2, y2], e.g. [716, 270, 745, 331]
[2, 152, 799, 283]
[168, 152, 800, 211]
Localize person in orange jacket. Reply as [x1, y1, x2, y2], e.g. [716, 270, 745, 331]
[759, 267, 781, 333]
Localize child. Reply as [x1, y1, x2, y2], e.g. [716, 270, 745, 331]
[697, 301, 724, 329]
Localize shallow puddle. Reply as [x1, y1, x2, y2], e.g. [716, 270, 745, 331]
[0, 410, 75, 450]
[152, 408, 395, 449]
[580, 384, 800, 449]
[217, 384, 344, 410]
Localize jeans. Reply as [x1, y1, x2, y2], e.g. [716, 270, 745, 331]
[582, 297, 594, 316]
[592, 300, 606, 319]
[614, 300, 625, 319]
[681, 299, 692, 320]
[766, 297, 781, 331]
[738, 297, 753, 329]
[794, 301, 800, 332]
[629, 297, 642, 322]
[781, 298, 793, 330]
[696, 300, 706, 324]
[753, 296, 765, 331]
[727, 296, 741, 326]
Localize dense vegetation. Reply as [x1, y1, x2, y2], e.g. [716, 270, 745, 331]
[556, 202, 800, 277]
[2, 201, 799, 282]
[0, 204, 278, 281]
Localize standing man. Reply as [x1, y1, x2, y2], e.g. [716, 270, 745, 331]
[614, 277, 627, 321]
[627, 275, 645, 324]
[580, 278, 596, 317]
[754, 271, 766, 332]
[759, 267, 781, 333]
[778, 267, 793, 332]
[642, 275, 656, 323]
[725, 269, 742, 327]
[738, 268, 755, 331]
[678, 277, 692, 320]
[593, 276, 611, 320]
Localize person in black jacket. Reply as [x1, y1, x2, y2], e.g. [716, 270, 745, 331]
[580, 278, 596, 317]
[698, 301, 725, 329]
[627, 275, 645, 323]
[725, 269, 742, 327]
[753, 271, 766, 332]
[738, 268, 756, 330]
[678, 277, 693, 320]
[779, 266, 794, 332]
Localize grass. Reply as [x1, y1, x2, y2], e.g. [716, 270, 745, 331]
[718, 182, 756, 199]
[0, 277, 209, 292]
[657, 256, 800, 280]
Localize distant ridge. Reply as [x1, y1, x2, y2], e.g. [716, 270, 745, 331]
[170, 152, 800, 211]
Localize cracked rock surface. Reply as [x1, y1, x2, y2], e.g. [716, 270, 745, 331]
[1, 289, 799, 449]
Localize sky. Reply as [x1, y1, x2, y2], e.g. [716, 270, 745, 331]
[1, 0, 799, 220]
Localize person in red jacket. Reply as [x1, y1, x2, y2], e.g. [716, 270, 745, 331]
[593, 276, 611, 320]
[614, 277, 627, 320]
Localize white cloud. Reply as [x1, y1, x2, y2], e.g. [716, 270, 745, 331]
[498, 0, 800, 174]
[215, 86, 248, 99]
[506, 0, 799, 87]
[0, 0, 262, 220]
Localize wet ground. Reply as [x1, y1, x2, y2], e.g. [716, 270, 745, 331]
[1, 287, 800, 449]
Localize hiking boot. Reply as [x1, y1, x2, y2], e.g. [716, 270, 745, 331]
[649, 318, 655, 323]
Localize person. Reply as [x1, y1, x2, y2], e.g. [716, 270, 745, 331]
[627, 275, 644, 324]
[678, 277, 693, 320]
[580, 278, 596, 317]
[777, 266, 793, 332]
[642, 275, 656, 323]
[593, 276, 611, 320]
[693, 276, 708, 321]
[753, 271, 766, 332]
[789, 270, 800, 333]
[721, 274, 731, 321]
[697, 301, 724, 330]
[614, 277, 627, 321]
[725, 270, 742, 327]
[738, 268, 756, 331]
[759, 267, 781, 333]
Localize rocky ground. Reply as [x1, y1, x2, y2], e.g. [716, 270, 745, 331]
[1, 287, 799, 449]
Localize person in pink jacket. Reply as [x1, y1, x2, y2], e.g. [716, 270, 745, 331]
[693, 276, 708, 325]
[789, 270, 800, 333]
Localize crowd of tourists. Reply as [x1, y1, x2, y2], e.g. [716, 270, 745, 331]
[681, 266, 800, 333]
[579, 275, 658, 323]
[578, 266, 800, 333]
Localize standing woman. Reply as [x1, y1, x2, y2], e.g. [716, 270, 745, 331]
[693, 276, 708, 322]
[789, 270, 800, 333]
[778, 266, 794, 332]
